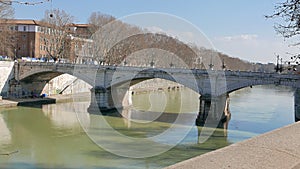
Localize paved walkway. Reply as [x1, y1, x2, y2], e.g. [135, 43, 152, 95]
[0, 99, 18, 108]
[0, 93, 90, 108]
[166, 122, 300, 169]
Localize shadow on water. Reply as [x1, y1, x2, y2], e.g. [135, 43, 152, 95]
[89, 107, 197, 124]
[15, 98, 56, 108]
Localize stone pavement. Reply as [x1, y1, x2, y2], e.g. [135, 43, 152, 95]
[0, 92, 90, 108]
[0, 99, 18, 108]
[166, 122, 300, 169]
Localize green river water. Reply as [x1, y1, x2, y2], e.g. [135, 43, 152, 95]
[0, 85, 295, 169]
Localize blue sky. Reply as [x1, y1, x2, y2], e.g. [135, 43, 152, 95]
[12, 0, 297, 63]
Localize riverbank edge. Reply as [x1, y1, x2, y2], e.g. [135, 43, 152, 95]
[0, 92, 91, 108]
[165, 121, 300, 169]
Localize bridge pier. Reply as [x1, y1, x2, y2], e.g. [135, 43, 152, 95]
[88, 87, 115, 113]
[295, 89, 300, 122]
[196, 94, 230, 127]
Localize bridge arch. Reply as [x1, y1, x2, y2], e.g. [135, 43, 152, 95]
[226, 79, 299, 94]
[15, 63, 96, 97]
[90, 68, 205, 111]
[20, 71, 64, 83]
[105, 68, 203, 95]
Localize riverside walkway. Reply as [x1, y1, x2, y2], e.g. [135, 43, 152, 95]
[166, 122, 300, 169]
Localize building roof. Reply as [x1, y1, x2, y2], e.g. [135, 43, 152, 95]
[0, 19, 46, 25]
[70, 23, 91, 28]
[0, 19, 92, 28]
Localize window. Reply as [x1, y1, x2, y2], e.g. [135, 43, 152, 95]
[15, 26, 18, 31]
[23, 35, 26, 40]
[23, 26, 26, 32]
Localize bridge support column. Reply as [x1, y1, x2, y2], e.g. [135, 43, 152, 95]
[295, 89, 300, 122]
[196, 94, 230, 127]
[88, 87, 115, 114]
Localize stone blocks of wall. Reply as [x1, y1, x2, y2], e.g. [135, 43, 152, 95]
[0, 61, 14, 98]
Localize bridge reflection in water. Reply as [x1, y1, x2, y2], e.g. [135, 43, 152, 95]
[87, 87, 231, 144]
[41, 94, 230, 148]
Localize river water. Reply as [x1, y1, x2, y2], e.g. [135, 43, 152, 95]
[0, 85, 295, 169]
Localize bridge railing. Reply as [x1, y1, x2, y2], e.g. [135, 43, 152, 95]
[16, 61, 300, 80]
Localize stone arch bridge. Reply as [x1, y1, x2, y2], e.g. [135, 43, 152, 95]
[10, 62, 300, 124]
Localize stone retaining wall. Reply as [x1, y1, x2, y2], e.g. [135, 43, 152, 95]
[42, 74, 92, 96]
[0, 61, 14, 98]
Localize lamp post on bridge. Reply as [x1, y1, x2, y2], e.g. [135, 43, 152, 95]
[193, 55, 202, 69]
[275, 55, 283, 73]
[209, 55, 214, 70]
[221, 59, 226, 70]
[150, 53, 155, 68]
[14, 48, 17, 61]
[150, 59, 155, 68]
[275, 54, 298, 73]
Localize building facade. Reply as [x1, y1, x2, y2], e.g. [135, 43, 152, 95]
[0, 19, 92, 61]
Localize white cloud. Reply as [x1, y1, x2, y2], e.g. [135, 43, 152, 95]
[218, 34, 258, 41]
[146, 26, 165, 34]
[213, 34, 298, 63]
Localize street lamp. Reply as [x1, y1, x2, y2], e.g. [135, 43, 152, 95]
[193, 55, 202, 69]
[275, 55, 283, 73]
[221, 59, 226, 70]
[150, 53, 155, 68]
[14, 48, 16, 61]
[150, 59, 154, 67]
[209, 55, 214, 70]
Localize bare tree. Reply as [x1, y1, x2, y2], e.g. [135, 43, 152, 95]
[84, 12, 116, 64]
[267, 0, 300, 39]
[0, 2, 14, 58]
[86, 13, 143, 64]
[41, 9, 74, 61]
[88, 12, 115, 34]
[267, 0, 300, 65]
[0, 1, 14, 19]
